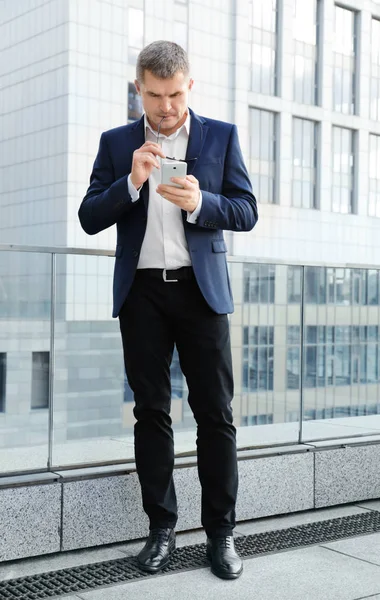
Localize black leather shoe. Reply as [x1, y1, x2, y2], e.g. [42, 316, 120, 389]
[206, 536, 243, 580]
[137, 528, 175, 573]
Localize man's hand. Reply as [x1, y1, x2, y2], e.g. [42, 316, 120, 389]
[131, 142, 166, 189]
[156, 175, 200, 213]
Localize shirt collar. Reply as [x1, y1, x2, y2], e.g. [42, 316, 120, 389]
[144, 111, 191, 140]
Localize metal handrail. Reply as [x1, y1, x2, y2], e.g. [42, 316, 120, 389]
[0, 244, 379, 270]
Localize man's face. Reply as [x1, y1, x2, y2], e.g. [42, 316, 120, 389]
[135, 70, 194, 135]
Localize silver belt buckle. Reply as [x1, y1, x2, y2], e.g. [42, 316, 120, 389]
[162, 268, 178, 282]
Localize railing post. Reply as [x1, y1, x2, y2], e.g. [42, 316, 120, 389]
[298, 265, 305, 444]
[47, 252, 56, 470]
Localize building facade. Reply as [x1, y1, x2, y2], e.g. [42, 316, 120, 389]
[1, 0, 380, 451]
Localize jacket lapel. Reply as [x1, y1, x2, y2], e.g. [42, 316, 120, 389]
[128, 116, 149, 211]
[185, 109, 209, 175]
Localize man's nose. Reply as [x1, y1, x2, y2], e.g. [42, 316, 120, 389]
[160, 98, 171, 114]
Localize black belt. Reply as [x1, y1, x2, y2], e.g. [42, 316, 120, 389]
[135, 267, 194, 282]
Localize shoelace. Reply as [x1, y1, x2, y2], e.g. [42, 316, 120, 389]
[151, 529, 170, 544]
[217, 537, 233, 549]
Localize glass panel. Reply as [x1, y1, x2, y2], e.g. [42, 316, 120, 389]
[333, 7, 356, 114]
[128, 8, 144, 64]
[128, 82, 143, 122]
[250, 109, 276, 204]
[174, 21, 188, 51]
[302, 266, 380, 442]
[332, 127, 354, 213]
[369, 134, 380, 218]
[293, 118, 316, 208]
[250, 0, 277, 94]
[232, 263, 300, 444]
[0, 250, 52, 474]
[293, 0, 318, 104]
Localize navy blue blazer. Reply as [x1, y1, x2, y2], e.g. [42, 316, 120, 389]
[78, 109, 258, 318]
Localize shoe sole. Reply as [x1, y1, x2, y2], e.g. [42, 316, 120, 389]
[210, 565, 243, 580]
[206, 548, 243, 580]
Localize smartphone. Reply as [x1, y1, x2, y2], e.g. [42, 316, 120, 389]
[161, 161, 187, 188]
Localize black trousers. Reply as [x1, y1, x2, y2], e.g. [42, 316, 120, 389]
[119, 269, 238, 538]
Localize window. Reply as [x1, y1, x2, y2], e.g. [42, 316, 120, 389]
[243, 264, 275, 304]
[0, 353, 6, 413]
[288, 266, 302, 303]
[287, 326, 300, 389]
[241, 414, 274, 426]
[332, 127, 355, 214]
[292, 118, 318, 208]
[128, 82, 143, 123]
[370, 19, 380, 121]
[249, 0, 278, 95]
[128, 7, 144, 65]
[249, 108, 277, 204]
[369, 134, 380, 217]
[287, 326, 380, 389]
[368, 270, 380, 305]
[31, 352, 49, 409]
[243, 327, 274, 392]
[170, 347, 185, 400]
[333, 6, 357, 114]
[305, 267, 326, 304]
[293, 0, 320, 105]
[173, 0, 188, 51]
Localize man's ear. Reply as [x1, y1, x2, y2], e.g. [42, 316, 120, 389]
[188, 78, 194, 92]
[134, 79, 141, 94]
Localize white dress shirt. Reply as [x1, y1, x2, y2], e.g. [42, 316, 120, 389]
[127, 112, 202, 269]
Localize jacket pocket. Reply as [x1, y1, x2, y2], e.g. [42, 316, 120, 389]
[212, 240, 227, 253]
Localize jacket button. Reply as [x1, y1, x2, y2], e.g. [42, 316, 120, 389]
[132, 250, 139, 257]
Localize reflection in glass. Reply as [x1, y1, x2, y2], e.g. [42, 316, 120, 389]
[243, 264, 275, 303]
[249, 108, 276, 203]
[288, 324, 380, 389]
[243, 326, 274, 392]
[128, 82, 143, 122]
[0, 354, 6, 413]
[288, 266, 302, 303]
[31, 352, 49, 409]
[0, 251, 51, 472]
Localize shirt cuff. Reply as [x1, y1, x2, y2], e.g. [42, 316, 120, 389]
[187, 191, 202, 223]
[127, 174, 141, 202]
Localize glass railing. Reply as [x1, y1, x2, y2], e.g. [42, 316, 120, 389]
[1, 244, 380, 476]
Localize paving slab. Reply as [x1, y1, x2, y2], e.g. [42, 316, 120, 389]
[72, 544, 380, 600]
[235, 505, 369, 536]
[0, 547, 126, 581]
[322, 531, 380, 567]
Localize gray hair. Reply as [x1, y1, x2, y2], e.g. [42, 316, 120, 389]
[136, 41, 190, 83]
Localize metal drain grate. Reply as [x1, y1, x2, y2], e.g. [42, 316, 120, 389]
[1, 510, 380, 599]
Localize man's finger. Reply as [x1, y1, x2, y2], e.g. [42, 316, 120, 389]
[170, 177, 191, 187]
[136, 144, 165, 158]
[157, 184, 187, 197]
[136, 154, 160, 168]
[185, 175, 198, 183]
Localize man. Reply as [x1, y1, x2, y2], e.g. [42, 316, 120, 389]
[79, 40, 258, 580]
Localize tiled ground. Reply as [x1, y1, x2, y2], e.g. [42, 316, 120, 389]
[2, 502, 380, 600]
